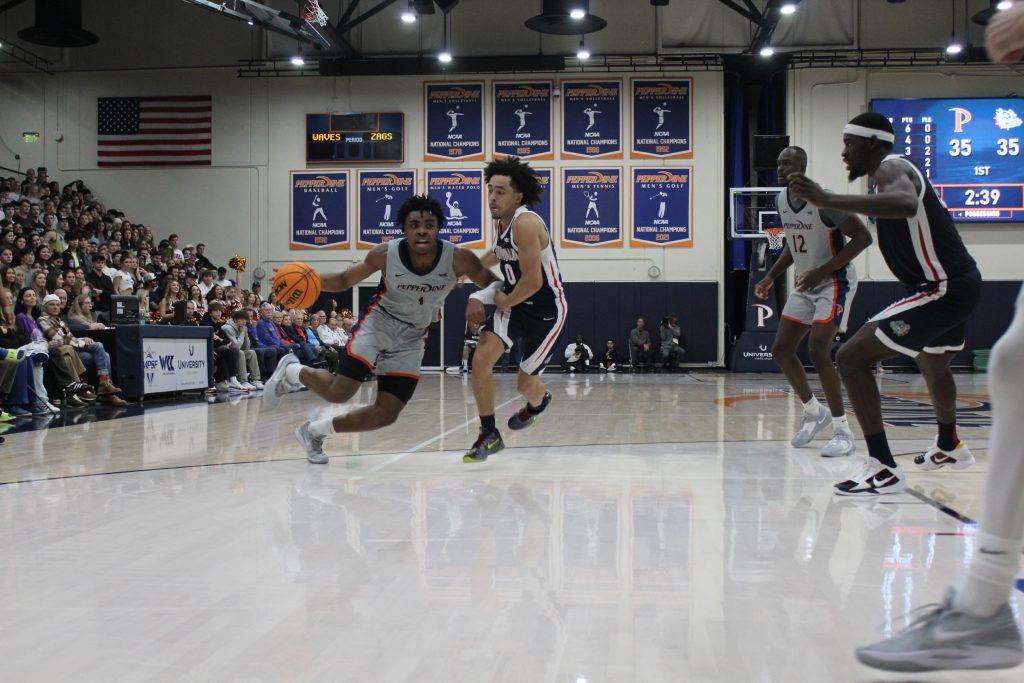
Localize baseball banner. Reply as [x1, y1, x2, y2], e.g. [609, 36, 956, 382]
[424, 82, 485, 162]
[561, 168, 622, 247]
[290, 171, 349, 249]
[356, 169, 417, 248]
[426, 169, 485, 248]
[631, 167, 693, 247]
[561, 79, 623, 159]
[492, 80, 554, 160]
[631, 78, 693, 158]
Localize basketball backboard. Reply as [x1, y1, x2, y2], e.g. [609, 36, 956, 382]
[730, 187, 784, 240]
[180, 0, 332, 49]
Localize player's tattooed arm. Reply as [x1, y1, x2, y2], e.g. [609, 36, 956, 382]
[320, 244, 386, 292]
[789, 163, 918, 218]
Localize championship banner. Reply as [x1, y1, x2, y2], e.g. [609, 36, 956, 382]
[492, 80, 554, 160]
[631, 78, 693, 159]
[630, 167, 693, 247]
[356, 169, 417, 248]
[424, 82, 485, 162]
[561, 79, 623, 159]
[532, 167, 553, 230]
[561, 168, 622, 247]
[426, 169, 485, 248]
[290, 171, 349, 250]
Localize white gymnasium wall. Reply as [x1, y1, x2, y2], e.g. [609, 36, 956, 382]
[788, 66, 1024, 282]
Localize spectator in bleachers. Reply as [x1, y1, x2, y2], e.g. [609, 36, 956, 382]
[630, 317, 652, 372]
[30, 270, 48, 299]
[279, 311, 318, 365]
[187, 284, 207, 318]
[302, 311, 338, 373]
[86, 254, 114, 313]
[201, 301, 246, 393]
[601, 340, 619, 372]
[317, 312, 347, 351]
[660, 314, 686, 371]
[195, 243, 215, 272]
[216, 267, 233, 288]
[254, 302, 296, 366]
[156, 279, 185, 323]
[198, 269, 217, 304]
[68, 293, 105, 330]
[563, 334, 593, 374]
[222, 308, 264, 390]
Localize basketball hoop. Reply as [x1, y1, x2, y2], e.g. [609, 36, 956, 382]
[302, 0, 329, 27]
[761, 227, 786, 252]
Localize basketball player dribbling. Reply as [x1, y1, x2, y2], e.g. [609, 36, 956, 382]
[264, 195, 500, 464]
[755, 146, 872, 458]
[463, 157, 567, 463]
[855, 5, 1024, 671]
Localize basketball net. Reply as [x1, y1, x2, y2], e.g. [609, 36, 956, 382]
[762, 227, 786, 252]
[302, 0, 329, 26]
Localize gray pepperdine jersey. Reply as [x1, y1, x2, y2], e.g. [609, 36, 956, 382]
[775, 187, 857, 288]
[372, 237, 459, 330]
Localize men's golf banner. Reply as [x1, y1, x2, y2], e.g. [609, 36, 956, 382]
[631, 78, 693, 158]
[631, 167, 693, 247]
[290, 171, 349, 249]
[424, 82, 485, 162]
[356, 169, 417, 248]
[492, 81, 554, 160]
[562, 168, 622, 247]
[426, 169, 485, 248]
[561, 79, 623, 160]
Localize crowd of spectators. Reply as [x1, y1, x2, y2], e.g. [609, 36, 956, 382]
[0, 167, 356, 421]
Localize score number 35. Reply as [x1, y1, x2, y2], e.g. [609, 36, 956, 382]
[948, 138, 1020, 156]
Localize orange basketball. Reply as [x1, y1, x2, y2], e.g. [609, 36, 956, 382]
[273, 262, 321, 310]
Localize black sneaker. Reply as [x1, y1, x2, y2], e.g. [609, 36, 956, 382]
[463, 429, 505, 463]
[507, 392, 552, 430]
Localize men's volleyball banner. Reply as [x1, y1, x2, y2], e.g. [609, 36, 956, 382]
[424, 82, 485, 161]
[532, 168, 553, 231]
[492, 81, 554, 160]
[426, 169, 485, 248]
[631, 78, 693, 158]
[562, 168, 622, 247]
[631, 167, 693, 247]
[356, 170, 416, 248]
[561, 79, 623, 159]
[290, 171, 349, 249]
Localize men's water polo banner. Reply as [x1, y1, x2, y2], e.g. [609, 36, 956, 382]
[532, 167, 553, 231]
[631, 78, 693, 159]
[424, 82, 485, 162]
[356, 169, 417, 248]
[562, 167, 622, 247]
[492, 81, 554, 160]
[426, 169, 485, 249]
[561, 79, 623, 160]
[290, 171, 349, 249]
[631, 167, 693, 247]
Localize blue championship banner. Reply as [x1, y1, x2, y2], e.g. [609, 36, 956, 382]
[561, 79, 623, 160]
[424, 82, 485, 162]
[492, 81, 554, 160]
[561, 168, 622, 247]
[290, 171, 349, 250]
[630, 78, 693, 159]
[630, 167, 693, 248]
[426, 169, 485, 249]
[532, 167, 553, 230]
[356, 169, 417, 248]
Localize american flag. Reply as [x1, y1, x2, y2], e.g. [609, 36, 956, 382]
[97, 96, 212, 167]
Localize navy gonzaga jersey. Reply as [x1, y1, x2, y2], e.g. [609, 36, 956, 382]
[876, 155, 977, 286]
[493, 205, 564, 310]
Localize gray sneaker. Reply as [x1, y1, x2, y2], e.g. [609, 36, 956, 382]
[295, 421, 328, 465]
[821, 430, 856, 458]
[856, 589, 1024, 672]
[263, 353, 299, 410]
[791, 404, 831, 447]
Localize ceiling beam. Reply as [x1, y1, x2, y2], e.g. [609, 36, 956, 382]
[0, 0, 29, 15]
[335, 0, 400, 33]
[714, 0, 764, 26]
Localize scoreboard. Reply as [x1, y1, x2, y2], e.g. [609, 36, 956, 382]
[306, 112, 405, 164]
[871, 97, 1024, 222]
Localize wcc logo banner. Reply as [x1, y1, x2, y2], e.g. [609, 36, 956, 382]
[631, 167, 693, 247]
[631, 79, 693, 159]
[426, 169, 485, 249]
[290, 171, 349, 250]
[561, 168, 622, 248]
[424, 82, 485, 162]
[356, 169, 417, 248]
[492, 81, 554, 160]
[561, 79, 623, 160]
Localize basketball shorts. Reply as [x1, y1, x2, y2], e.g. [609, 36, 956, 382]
[480, 302, 567, 375]
[337, 308, 424, 402]
[781, 277, 857, 333]
[869, 269, 981, 358]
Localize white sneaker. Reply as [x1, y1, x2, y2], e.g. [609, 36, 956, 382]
[241, 382, 256, 391]
[262, 353, 299, 409]
[253, 380, 265, 390]
[821, 430, 856, 458]
[295, 421, 328, 465]
[445, 366, 461, 375]
[915, 439, 975, 471]
[833, 457, 907, 496]
[791, 404, 831, 447]
[228, 378, 247, 392]
[215, 380, 229, 393]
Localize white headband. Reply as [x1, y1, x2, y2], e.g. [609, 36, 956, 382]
[844, 123, 895, 143]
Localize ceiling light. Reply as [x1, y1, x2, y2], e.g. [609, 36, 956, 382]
[438, 50, 453, 63]
[945, 42, 963, 54]
[569, 8, 586, 19]
[290, 54, 305, 66]
[401, 11, 416, 22]
[997, 1, 1012, 9]
[577, 35, 590, 59]
[246, 19, 254, 26]
[780, 3, 797, 14]
[759, 46, 775, 57]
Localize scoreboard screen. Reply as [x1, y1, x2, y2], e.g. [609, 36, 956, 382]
[306, 112, 405, 164]
[871, 97, 1024, 222]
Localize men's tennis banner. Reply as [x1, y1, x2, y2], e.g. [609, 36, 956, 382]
[290, 171, 349, 249]
[426, 169, 485, 248]
[424, 82, 485, 162]
[631, 167, 693, 247]
[356, 170, 416, 248]
[630, 78, 693, 158]
[492, 81, 554, 160]
[562, 168, 622, 247]
[561, 79, 622, 160]
[532, 167, 553, 232]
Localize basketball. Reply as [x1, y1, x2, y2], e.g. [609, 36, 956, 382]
[272, 262, 321, 310]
